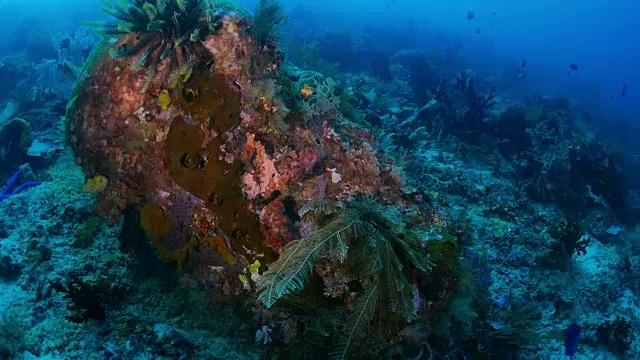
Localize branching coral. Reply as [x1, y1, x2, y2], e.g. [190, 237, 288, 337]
[448, 69, 496, 141]
[568, 139, 625, 213]
[410, 70, 495, 145]
[505, 97, 626, 214]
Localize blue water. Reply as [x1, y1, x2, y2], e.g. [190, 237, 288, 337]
[2, 0, 638, 111]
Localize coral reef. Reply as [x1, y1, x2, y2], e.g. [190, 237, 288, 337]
[50, 274, 107, 323]
[1, 2, 638, 359]
[66, 2, 406, 316]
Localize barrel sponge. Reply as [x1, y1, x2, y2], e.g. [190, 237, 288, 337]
[0, 118, 32, 162]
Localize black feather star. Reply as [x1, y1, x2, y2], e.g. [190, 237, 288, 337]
[99, 0, 241, 89]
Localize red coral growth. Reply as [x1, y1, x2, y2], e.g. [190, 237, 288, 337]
[69, 6, 414, 299]
[241, 133, 284, 199]
[300, 174, 329, 202]
[341, 122, 375, 144]
[241, 131, 320, 201]
[239, 109, 264, 131]
[202, 16, 253, 82]
[378, 164, 407, 200]
[241, 132, 258, 161]
[329, 141, 382, 198]
[277, 148, 321, 183]
[314, 119, 406, 202]
[322, 120, 341, 146]
[290, 127, 320, 144]
[259, 198, 294, 251]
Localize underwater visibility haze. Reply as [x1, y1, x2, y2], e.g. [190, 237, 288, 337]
[0, 0, 639, 359]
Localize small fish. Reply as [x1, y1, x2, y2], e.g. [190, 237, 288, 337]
[569, 63, 579, 71]
[518, 72, 524, 79]
[622, 82, 629, 97]
[474, 27, 481, 34]
[521, 60, 527, 69]
[593, 88, 600, 96]
[467, 11, 475, 20]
